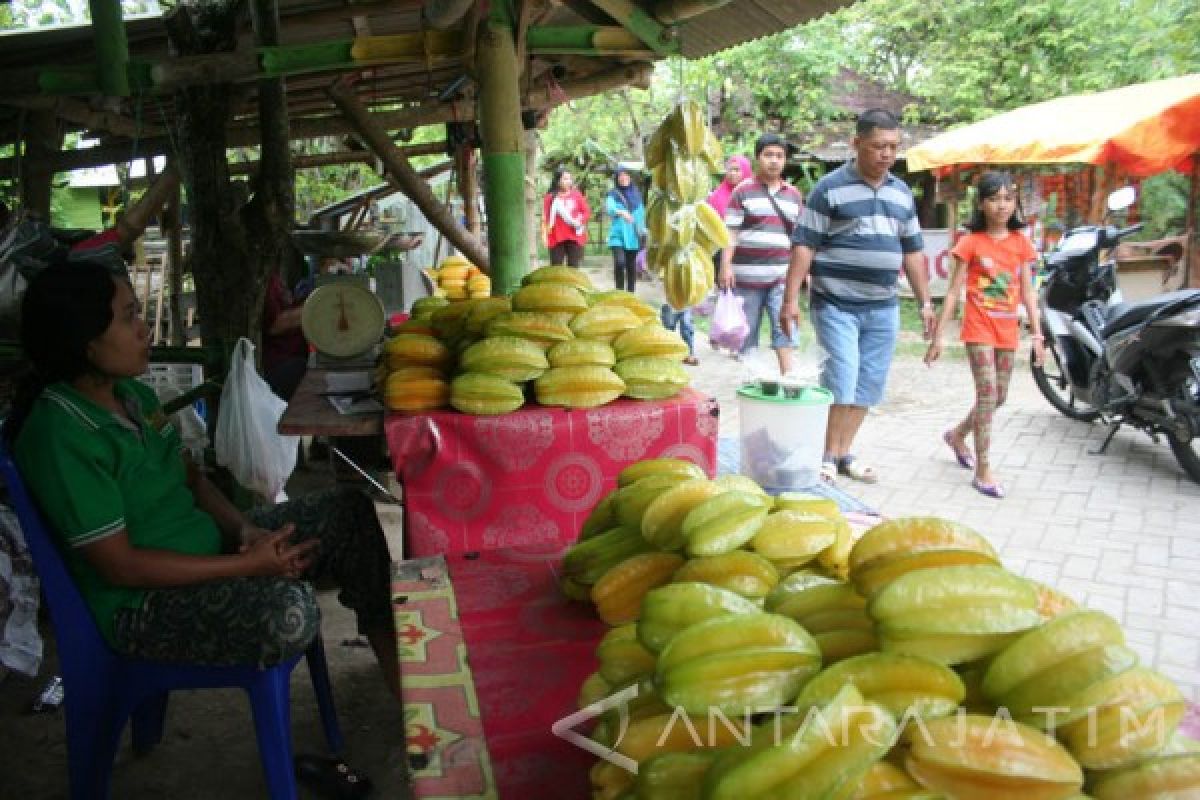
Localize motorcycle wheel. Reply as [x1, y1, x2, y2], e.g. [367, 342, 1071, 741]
[1166, 369, 1200, 484]
[1031, 336, 1101, 422]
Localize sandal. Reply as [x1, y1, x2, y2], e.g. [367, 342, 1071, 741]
[837, 455, 879, 484]
[943, 430, 975, 470]
[819, 459, 838, 484]
[683, 355, 699, 366]
[295, 754, 374, 800]
[971, 478, 1006, 499]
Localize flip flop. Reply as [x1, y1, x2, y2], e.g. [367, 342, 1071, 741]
[971, 478, 1006, 499]
[819, 459, 838, 484]
[943, 430, 975, 470]
[295, 754, 373, 800]
[837, 455, 878, 484]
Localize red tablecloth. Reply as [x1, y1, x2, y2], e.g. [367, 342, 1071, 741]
[385, 389, 719, 558]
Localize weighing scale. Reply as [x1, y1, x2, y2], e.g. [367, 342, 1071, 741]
[301, 280, 386, 368]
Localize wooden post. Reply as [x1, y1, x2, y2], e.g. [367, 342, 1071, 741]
[19, 110, 62, 217]
[327, 80, 490, 270]
[524, 128, 542, 265]
[477, 5, 530, 295]
[456, 143, 482, 238]
[164, 171, 186, 346]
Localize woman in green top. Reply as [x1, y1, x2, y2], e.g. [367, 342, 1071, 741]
[6, 262, 399, 699]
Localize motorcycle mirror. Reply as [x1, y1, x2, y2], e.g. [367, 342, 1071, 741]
[1107, 186, 1137, 212]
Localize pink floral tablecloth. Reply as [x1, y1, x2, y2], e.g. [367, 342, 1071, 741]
[385, 389, 719, 558]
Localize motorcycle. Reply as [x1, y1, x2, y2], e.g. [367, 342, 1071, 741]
[1032, 187, 1200, 483]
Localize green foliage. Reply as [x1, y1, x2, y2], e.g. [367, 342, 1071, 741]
[0, 0, 161, 30]
[1137, 171, 1190, 241]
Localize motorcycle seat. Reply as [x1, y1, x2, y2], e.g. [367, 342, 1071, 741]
[1103, 289, 1200, 334]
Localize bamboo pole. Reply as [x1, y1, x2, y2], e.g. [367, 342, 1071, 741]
[165, 171, 186, 346]
[88, 0, 131, 96]
[477, 5, 530, 295]
[422, 0, 477, 30]
[588, 0, 678, 54]
[327, 79, 490, 270]
[456, 143, 482, 238]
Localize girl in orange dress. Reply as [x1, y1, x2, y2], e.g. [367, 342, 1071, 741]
[925, 172, 1046, 498]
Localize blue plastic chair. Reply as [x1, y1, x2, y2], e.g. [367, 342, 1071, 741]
[0, 443, 345, 800]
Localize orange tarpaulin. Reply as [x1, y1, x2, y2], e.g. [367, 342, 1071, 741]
[907, 74, 1200, 176]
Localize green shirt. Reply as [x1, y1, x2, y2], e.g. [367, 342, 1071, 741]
[14, 379, 221, 643]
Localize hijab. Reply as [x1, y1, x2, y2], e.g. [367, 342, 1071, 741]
[609, 168, 643, 211]
[706, 154, 753, 218]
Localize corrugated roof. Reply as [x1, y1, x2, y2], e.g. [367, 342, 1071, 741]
[676, 0, 851, 58]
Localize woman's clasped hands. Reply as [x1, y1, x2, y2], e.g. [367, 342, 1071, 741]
[239, 523, 318, 579]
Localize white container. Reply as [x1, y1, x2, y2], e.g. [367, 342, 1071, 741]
[737, 382, 833, 491]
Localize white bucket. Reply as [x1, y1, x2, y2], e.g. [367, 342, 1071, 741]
[737, 382, 833, 491]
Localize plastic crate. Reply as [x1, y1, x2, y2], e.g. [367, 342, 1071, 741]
[138, 363, 208, 421]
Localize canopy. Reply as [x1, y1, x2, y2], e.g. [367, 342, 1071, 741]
[907, 73, 1200, 176]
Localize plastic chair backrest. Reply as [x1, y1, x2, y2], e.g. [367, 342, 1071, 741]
[0, 438, 114, 662]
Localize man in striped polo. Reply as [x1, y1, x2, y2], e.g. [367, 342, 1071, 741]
[718, 133, 803, 375]
[781, 109, 934, 484]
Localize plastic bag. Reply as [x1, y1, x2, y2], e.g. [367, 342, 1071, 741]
[214, 338, 299, 501]
[710, 289, 749, 352]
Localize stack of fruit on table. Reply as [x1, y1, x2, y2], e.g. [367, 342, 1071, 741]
[644, 101, 731, 311]
[560, 457, 1198, 799]
[380, 265, 693, 415]
[422, 253, 492, 299]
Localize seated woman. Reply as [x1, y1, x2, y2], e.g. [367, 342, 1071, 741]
[6, 261, 399, 699]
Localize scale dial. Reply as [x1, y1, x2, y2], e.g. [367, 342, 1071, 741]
[301, 282, 386, 359]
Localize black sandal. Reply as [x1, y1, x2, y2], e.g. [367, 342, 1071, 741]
[294, 753, 373, 800]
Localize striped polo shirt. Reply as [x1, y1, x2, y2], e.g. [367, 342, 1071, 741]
[792, 161, 923, 308]
[724, 179, 804, 287]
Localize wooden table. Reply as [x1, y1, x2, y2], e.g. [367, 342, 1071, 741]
[277, 368, 383, 437]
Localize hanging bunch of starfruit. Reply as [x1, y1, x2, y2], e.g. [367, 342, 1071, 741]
[644, 101, 731, 311]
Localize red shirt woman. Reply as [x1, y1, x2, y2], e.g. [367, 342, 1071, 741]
[541, 168, 591, 267]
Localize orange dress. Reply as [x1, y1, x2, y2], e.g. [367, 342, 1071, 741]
[951, 231, 1038, 350]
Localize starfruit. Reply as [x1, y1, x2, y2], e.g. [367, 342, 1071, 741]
[463, 296, 512, 335]
[637, 582, 759, 653]
[534, 365, 625, 408]
[613, 710, 747, 769]
[1090, 752, 1200, 799]
[522, 264, 594, 291]
[614, 357, 690, 400]
[640, 479, 723, 552]
[578, 670, 612, 710]
[904, 714, 1083, 800]
[588, 289, 659, 322]
[596, 623, 659, 685]
[619, 457, 708, 487]
[635, 751, 714, 800]
[547, 339, 616, 369]
[383, 374, 450, 412]
[1055, 667, 1184, 768]
[793, 652, 965, 722]
[571, 305, 645, 344]
[580, 491, 619, 540]
[448, 372, 524, 415]
[712, 474, 768, 495]
[851, 761, 929, 798]
[703, 685, 898, 800]
[663, 244, 714, 311]
[694, 201, 733, 251]
[384, 332, 452, 370]
[458, 336, 549, 382]
[774, 492, 841, 519]
[485, 310, 574, 348]
[512, 282, 589, 314]
[656, 612, 821, 715]
[410, 295, 449, 318]
[614, 475, 681, 530]
[561, 526, 651, 585]
[850, 517, 1001, 598]
[750, 510, 839, 567]
[682, 490, 771, 556]
[671, 550, 779, 601]
[614, 324, 690, 362]
[592, 552, 686, 626]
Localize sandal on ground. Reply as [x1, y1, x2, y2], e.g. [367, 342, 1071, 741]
[295, 754, 373, 800]
[683, 355, 699, 366]
[942, 430, 975, 470]
[819, 459, 838, 484]
[837, 455, 879, 484]
[971, 478, 1006, 499]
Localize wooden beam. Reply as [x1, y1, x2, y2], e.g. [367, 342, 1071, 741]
[0, 96, 164, 139]
[588, 0, 678, 54]
[422, 0, 478, 30]
[327, 77, 490, 271]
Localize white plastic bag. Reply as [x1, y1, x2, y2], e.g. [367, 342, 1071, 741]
[214, 338, 299, 501]
[710, 289, 750, 352]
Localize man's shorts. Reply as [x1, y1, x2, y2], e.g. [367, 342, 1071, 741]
[810, 299, 899, 407]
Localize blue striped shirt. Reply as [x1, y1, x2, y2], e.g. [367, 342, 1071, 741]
[792, 161, 923, 309]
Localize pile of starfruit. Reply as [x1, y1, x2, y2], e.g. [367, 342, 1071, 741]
[379, 266, 692, 414]
[644, 101, 730, 311]
[562, 457, 1198, 799]
[421, 253, 491, 299]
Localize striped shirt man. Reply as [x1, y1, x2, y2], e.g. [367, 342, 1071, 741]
[724, 179, 804, 287]
[792, 161, 923, 308]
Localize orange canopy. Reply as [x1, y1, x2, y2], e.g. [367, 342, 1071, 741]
[907, 74, 1200, 176]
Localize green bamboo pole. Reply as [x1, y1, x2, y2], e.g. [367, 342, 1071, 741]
[526, 25, 643, 54]
[477, 6, 529, 296]
[88, 0, 131, 96]
[588, 0, 679, 55]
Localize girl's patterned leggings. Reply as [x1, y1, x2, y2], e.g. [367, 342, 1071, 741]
[954, 344, 1016, 469]
[112, 487, 393, 668]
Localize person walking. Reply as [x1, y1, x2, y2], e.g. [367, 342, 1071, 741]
[542, 168, 590, 267]
[605, 166, 646, 291]
[925, 171, 1045, 499]
[781, 108, 935, 484]
[718, 134, 802, 374]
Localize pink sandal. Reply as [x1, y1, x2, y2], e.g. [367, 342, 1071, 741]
[943, 430, 975, 470]
[971, 478, 1005, 499]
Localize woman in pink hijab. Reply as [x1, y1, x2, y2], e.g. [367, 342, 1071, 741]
[707, 154, 753, 218]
